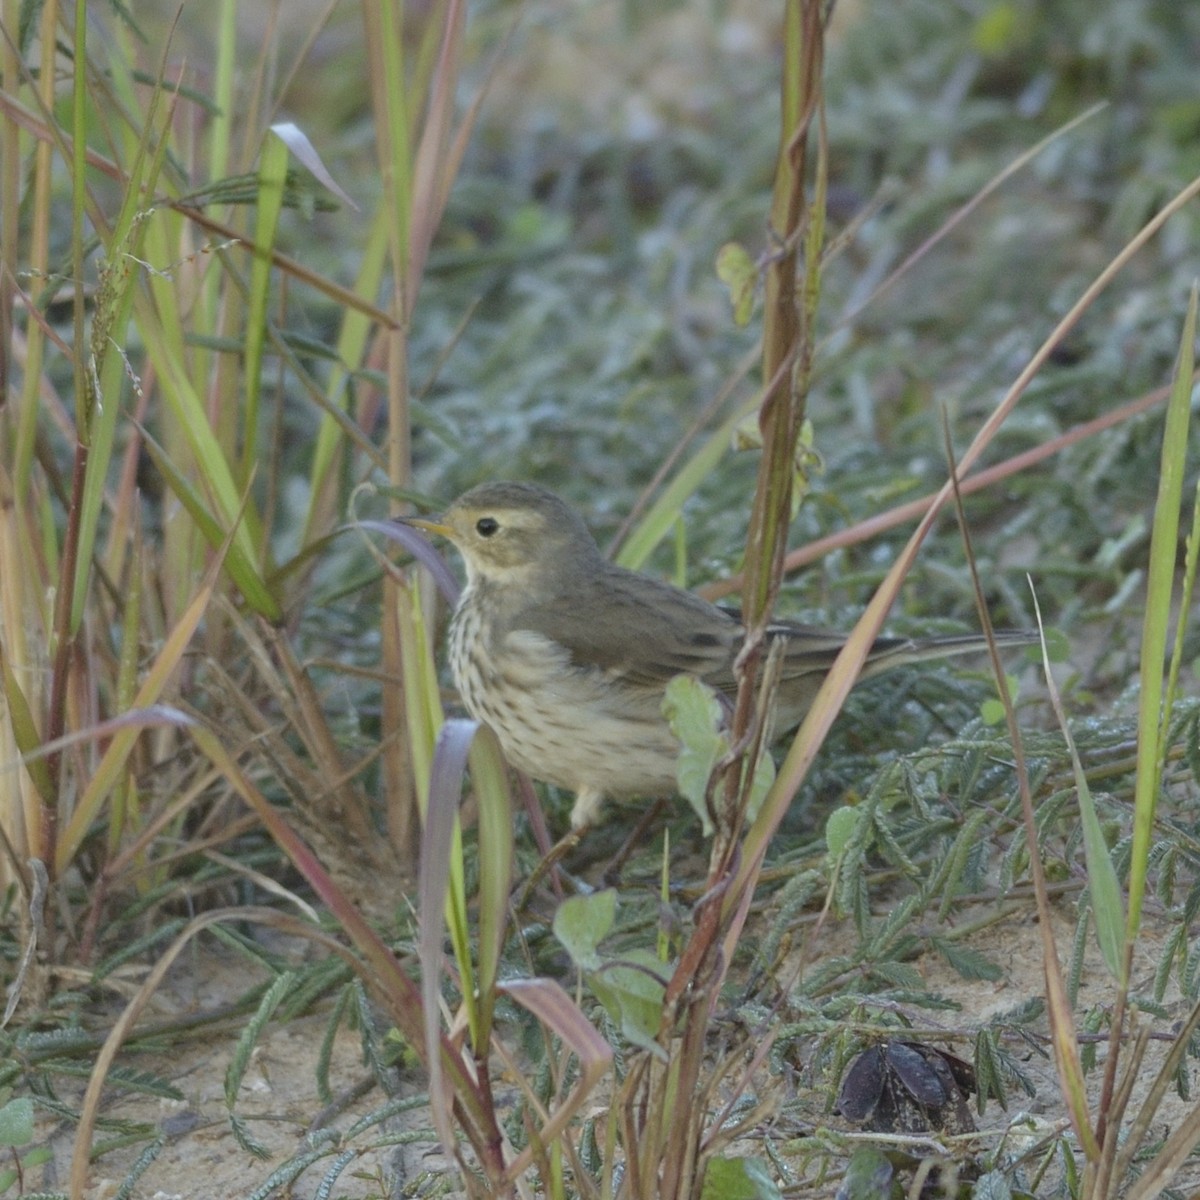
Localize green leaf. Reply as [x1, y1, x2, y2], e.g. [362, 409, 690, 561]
[701, 1155, 782, 1200]
[971, 1169, 1015, 1200]
[553, 890, 617, 972]
[974, 1028, 1007, 1113]
[972, 3, 1020, 55]
[0, 1097, 34, 1147]
[981, 672, 1021, 726]
[931, 937, 1003, 982]
[743, 746, 776, 825]
[866, 960, 924, 991]
[0, 650, 55, 804]
[225, 972, 297, 1110]
[837, 1146, 894, 1199]
[663, 675, 729, 836]
[136, 427, 280, 619]
[1038, 627, 1071, 663]
[240, 127, 290, 488]
[589, 949, 668, 1057]
[825, 805, 860, 859]
[715, 241, 757, 326]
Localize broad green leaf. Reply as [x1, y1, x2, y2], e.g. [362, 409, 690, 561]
[590, 949, 668, 1057]
[837, 1146, 893, 1199]
[972, 1170, 1015, 1200]
[981, 673, 1020, 726]
[0, 1097, 34, 1147]
[700, 1155, 782, 1200]
[663, 674, 728, 835]
[825, 805, 859, 859]
[553, 890, 617, 972]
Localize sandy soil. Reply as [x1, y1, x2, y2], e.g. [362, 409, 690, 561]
[35, 883, 1197, 1200]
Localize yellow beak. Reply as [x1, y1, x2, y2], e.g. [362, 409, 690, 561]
[400, 515, 455, 539]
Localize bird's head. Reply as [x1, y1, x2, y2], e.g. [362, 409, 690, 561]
[403, 482, 603, 593]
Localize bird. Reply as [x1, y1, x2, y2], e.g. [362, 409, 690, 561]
[404, 481, 1032, 834]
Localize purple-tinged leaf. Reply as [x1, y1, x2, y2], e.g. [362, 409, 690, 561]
[419, 718, 480, 1159]
[356, 518, 459, 605]
[500, 976, 613, 1182]
[185, 723, 500, 1166]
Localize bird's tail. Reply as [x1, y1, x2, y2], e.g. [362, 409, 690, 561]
[766, 623, 1038, 729]
[857, 627, 1038, 679]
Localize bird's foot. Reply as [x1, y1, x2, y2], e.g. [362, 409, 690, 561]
[516, 828, 586, 911]
[600, 797, 667, 887]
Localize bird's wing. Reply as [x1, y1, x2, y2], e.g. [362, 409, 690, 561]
[713, 615, 898, 704]
[520, 586, 905, 694]
[515, 568, 741, 689]
[515, 571, 1022, 703]
[762, 617, 899, 676]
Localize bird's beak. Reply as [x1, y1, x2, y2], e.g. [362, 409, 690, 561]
[400, 514, 454, 539]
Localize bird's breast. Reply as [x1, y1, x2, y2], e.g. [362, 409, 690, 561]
[446, 593, 681, 799]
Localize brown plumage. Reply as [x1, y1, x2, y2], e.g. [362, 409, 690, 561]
[408, 482, 1031, 831]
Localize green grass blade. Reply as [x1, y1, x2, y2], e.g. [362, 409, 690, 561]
[468, 726, 513, 1049]
[616, 394, 754, 571]
[55, 503, 242, 872]
[1127, 285, 1196, 942]
[71, 82, 178, 631]
[0, 643, 54, 806]
[133, 293, 273, 605]
[136, 427, 280, 619]
[303, 207, 391, 543]
[240, 128, 288, 492]
[1033, 588, 1124, 978]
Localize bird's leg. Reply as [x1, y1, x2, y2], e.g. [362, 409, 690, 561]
[601, 797, 667, 887]
[516, 825, 586, 911]
[516, 786, 605, 909]
[569, 785, 606, 832]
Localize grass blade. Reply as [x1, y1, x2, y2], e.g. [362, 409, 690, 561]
[1127, 283, 1197, 943]
[1033, 587, 1124, 978]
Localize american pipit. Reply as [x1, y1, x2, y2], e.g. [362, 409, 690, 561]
[406, 482, 1030, 832]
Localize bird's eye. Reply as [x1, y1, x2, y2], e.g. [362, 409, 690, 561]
[476, 517, 499, 537]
